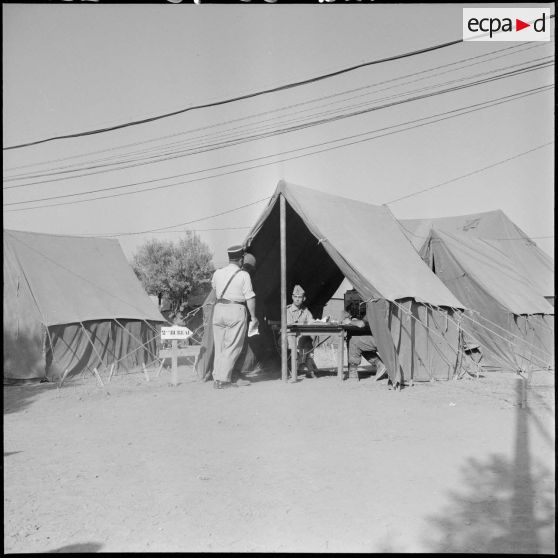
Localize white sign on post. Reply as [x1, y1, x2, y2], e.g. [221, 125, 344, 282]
[161, 326, 193, 340]
[160, 326, 193, 387]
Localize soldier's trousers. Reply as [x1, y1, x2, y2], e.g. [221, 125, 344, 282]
[212, 303, 248, 382]
[348, 334, 380, 367]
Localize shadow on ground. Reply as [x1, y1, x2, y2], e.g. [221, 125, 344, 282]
[47, 542, 103, 553]
[231, 361, 389, 386]
[3, 382, 58, 415]
[424, 378, 555, 553]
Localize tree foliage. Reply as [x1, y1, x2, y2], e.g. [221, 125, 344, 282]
[132, 232, 214, 311]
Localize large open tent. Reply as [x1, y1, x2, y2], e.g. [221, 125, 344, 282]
[241, 180, 473, 385]
[4, 230, 168, 383]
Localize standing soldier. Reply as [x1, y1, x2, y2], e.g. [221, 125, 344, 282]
[211, 245, 258, 389]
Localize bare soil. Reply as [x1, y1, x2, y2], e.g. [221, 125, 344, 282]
[3, 352, 555, 553]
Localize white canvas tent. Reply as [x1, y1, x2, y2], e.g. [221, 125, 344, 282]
[4, 230, 168, 383]
[400, 214, 554, 372]
[241, 181, 471, 385]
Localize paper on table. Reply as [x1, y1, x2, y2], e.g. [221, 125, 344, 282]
[248, 321, 259, 337]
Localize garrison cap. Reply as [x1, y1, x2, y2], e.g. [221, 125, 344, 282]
[227, 245, 244, 259]
[292, 284, 305, 296]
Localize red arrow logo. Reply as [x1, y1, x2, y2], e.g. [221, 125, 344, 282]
[516, 19, 530, 31]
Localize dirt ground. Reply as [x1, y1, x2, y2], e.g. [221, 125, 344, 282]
[3, 351, 555, 554]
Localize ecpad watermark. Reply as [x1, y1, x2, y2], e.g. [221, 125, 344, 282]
[463, 8, 550, 42]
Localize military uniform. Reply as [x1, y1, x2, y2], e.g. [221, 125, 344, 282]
[286, 285, 316, 372]
[346, 315, 386, 380]
[286, 303, 314, 326]
[211, 246, 256, 384]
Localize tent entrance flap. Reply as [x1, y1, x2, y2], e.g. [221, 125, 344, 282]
[366, 299, 462, 385]
[248, 197, 348, 321]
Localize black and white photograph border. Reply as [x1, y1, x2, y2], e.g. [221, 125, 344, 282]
[3, 1, 555, 554]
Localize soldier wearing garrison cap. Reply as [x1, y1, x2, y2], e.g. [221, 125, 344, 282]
[286, 284, 318, 378]
[210, 245, 258, 389]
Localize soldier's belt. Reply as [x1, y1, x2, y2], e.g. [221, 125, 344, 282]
[216, 298, 247, 306]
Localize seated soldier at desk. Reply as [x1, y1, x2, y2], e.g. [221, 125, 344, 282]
[287, 284, 318, 378]
[342, 308, 387, 381]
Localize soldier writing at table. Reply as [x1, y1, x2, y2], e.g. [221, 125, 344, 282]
[286, 284, 318, 378]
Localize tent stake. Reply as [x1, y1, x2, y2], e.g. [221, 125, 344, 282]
[142, 362, 151, 382]
[58, 368, 70, 389]
[107, 363, 115, 383]
[280, 193, 288, 383]
[92, 367, 105, 388]
[156, 359, 165, 378]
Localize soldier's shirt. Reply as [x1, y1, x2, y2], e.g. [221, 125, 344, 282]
[211, 264, 255, 302]
[286, 304, 313, 325]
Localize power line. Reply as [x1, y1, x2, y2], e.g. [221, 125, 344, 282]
[3, 37, 466, 151]
[4, 83, 552, 212]
[79, 227, 253, 236]
[54, 140, 554, 240]
[4, 58, 553, 201]
[383, 141, 555, 205]
[88, 197, 272, 237]
[5, 55, 553, 187]
[5, 40, 549, 177]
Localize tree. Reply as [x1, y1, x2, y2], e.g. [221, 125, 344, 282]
[131, 232, 214, 311]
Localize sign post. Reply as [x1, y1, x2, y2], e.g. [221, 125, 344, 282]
[161, 326, 193, 386]
[171, 339, 178, 386]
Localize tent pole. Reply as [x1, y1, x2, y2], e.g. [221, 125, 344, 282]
[280, 194, 288, 383]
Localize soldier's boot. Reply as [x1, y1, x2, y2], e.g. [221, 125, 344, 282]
[305, 357, 318, 378]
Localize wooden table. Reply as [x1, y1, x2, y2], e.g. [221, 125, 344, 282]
[286, 323, 345, 381]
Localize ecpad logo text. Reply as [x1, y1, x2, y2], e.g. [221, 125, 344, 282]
[463, 8, 550, 42]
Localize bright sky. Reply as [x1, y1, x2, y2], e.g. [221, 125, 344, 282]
[3, 3, 555, 269]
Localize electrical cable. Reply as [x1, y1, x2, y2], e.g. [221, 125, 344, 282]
[5, 56, 553, 186]
[86, 197, 273, 237]
[3, 37, 467, 150]
[4, 41, 551, 178]
[383, 140, 554, 205]
[4, 84, 552, 212]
